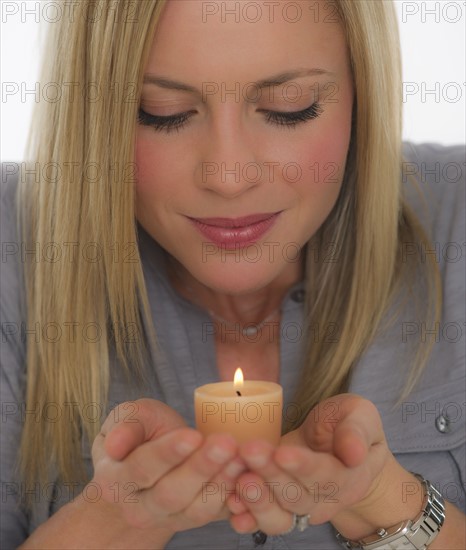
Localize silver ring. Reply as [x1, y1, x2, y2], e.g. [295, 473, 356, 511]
[280, 513, 310, 535]
[295, 513, 311, 532]
[281, 514, 298, 535]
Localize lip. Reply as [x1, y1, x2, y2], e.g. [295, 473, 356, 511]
[187, 211, 282, 249]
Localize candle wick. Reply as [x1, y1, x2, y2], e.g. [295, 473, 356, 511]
[236, 390, 242, 397]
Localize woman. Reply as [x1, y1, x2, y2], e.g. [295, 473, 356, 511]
[1, 0, 464, 548]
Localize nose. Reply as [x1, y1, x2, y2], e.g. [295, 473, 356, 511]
[195, 108, 261, 198]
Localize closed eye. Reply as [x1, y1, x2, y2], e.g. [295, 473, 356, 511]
[137, 109, 196, 134]
[137, 102, 323, 134]
[261, 102, 323, 128]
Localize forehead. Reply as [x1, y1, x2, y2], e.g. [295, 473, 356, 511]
[145, 0, 349, 80]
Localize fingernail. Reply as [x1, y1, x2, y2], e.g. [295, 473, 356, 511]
[275, 451, 299, 470]
[281, 459, 299, 470]
[207, 445, 232, 464]
[176, 440, 198, 456]
[247, 453, 267, 467]
[225, 460, 246, 478]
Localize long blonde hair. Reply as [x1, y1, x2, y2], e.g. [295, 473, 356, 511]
[17, 0, 440, 494]
[289, 0, 441, 428]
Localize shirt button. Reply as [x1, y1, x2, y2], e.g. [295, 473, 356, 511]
[290, 289, 305, 303]
[252, 530, 267, 546]
[435, 414, 451, 433]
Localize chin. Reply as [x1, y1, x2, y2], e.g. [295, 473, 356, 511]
[188, 256, 292, 295]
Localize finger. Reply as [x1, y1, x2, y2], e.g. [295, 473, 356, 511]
[183, 457, 247, 526]
[138, 433, 238, 516]
[231, 472, 295, 535]
[273, 444, 347, 510]
[102, 418, 147, 461]
[96, 428, 203, 492]
[230, 511, 259, 534]
[274, 445, 341, 480]
[101, 399, 186, 460]
[227, 492, 248, 515]
[331, 401, 384, 467]
[302, 395, 384, 465]
[239, 440, 311, 514]
[229, 510, 258, 534]
[273, 444, 382, 524]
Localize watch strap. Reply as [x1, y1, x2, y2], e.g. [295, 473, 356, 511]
[335, 472, 445, 550]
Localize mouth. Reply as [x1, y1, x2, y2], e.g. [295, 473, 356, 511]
[186, 212, 282, 249]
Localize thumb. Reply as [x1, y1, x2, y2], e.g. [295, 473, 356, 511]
[302, 394, 385, 467]
[96, 398, 187, 461]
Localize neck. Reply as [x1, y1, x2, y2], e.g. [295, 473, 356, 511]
[165, 252, 304, 327]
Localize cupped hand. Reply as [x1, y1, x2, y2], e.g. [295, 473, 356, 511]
[91, 399, 246, 533]
[227, 394, 393, 535]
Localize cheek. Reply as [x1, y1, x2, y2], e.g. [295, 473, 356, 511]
[294, 106, 353, 197]
[299, 135, 348, 190]
[134, 135, 157, 196]
[135, 133, 169, 197]
[134, 133, 186, 198]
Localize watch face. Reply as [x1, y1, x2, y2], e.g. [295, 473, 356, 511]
[363, 534, 415, 550]
[360, 522, 408, 544]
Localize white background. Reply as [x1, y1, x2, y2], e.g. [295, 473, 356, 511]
[1, 0, 465, 161]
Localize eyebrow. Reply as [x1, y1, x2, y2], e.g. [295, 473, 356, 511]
[142, 68, 333, 94]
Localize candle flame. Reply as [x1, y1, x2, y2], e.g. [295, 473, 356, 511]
[234, 368, 244, 387]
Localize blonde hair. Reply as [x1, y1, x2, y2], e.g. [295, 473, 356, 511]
[17, 0, 440, 495]
[18, 0, 167, 491]
[289, 0, 441, 428]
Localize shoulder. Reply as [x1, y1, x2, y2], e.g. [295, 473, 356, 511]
[1, 162, 24, 272]
[1, 162, 27, 391]
[402, 141, 465, 167]
[1, 161, 24, 307]
[402, 141, 465, 187]
[401, 142, 465, 322]
[1, 162, 21, 233]
[349, 143, 466, 510]
[0, 163, 30, 547]
[401, 142, 465, 248]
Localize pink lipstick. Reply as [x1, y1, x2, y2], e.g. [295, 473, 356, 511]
[187, 212, 281, 249]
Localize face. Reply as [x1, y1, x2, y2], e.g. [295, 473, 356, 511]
[134, 0, 354, 295]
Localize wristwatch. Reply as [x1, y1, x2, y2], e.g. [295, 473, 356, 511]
[335, 473, 445, 549]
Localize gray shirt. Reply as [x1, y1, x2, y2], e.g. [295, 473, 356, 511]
[1, 142, 465, 549]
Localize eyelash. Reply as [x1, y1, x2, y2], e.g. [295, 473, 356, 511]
[263, 102, 323, 128]
[137, 102, 323, 134]
[137, 109, 194, 134]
